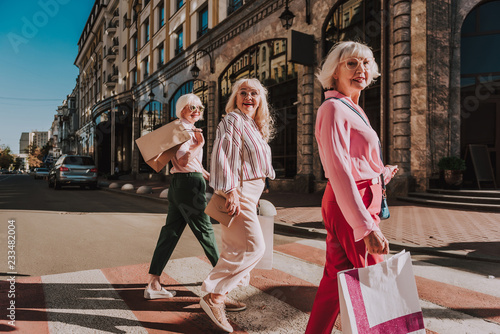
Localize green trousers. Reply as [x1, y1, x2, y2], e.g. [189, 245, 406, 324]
[149, 172, 220, 276]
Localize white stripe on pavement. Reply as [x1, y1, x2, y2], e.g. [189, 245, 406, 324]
[164, 256, 318, 334]
[41, 269, 147, 334]
[411, 260, 500, 298]
[420, 299, 500, 334]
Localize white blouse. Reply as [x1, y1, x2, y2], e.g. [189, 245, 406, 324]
[169, 118, 204, 174]
[210, 110, 275, 193]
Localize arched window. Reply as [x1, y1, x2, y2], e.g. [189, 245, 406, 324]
[139, 100, 163, 137]
[218, 39, 298, 178]
[323, 0, 382, 132]
[460, 0, 500, 182]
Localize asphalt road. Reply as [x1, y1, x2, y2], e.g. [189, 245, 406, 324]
[0, 174, 302, 277]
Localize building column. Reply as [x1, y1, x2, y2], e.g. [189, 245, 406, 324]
[390, 0, 412, 195]
[295, 64, 315, 192]
[410, 0, 428, 191]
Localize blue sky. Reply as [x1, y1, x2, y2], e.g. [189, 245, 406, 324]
[0, 0, 94, 154]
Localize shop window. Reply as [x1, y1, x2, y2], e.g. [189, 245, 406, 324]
[460, 0, 500, 184]
[218, 39, 298, 178]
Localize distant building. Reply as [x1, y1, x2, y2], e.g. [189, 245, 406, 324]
[19, 132, 29, 154]
[29, 131, 49, 149]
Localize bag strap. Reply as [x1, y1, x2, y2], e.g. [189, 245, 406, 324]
[324, 96, 386, 190]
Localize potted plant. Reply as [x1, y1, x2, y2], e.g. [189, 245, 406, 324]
[438, 156, 466, 186]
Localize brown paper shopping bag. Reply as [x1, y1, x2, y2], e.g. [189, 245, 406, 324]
[135, 119, 191, 172]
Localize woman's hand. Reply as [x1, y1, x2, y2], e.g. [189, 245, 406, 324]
[193, 128, 204, 146]
[225, 190, 241, 216]
[387, 165, 398, 178]
[363, 230, 389, 255]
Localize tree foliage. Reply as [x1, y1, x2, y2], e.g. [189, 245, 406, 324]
[27, 144, 43, 168]
[0, 146, 15, 169]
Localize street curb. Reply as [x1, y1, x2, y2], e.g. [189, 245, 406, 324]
[100, 186, 500, 264]
[101, 187, 168, 204]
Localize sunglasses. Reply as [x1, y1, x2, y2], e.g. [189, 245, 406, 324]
[340, 57, 374, 71]
[189, 105, 205, 113]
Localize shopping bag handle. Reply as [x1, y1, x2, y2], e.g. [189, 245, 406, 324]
[364, 251, 388, 267]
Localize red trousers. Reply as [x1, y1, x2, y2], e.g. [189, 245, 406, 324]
[305, 180, 384, 334]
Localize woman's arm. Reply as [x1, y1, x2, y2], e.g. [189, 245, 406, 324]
[177, 129, 204, 167]
[316, 102, 381, 242]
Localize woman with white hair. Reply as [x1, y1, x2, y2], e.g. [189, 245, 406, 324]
[143, 93, 220, 300]
[199, 78, 275, 333]
[305, 41, 398, 334]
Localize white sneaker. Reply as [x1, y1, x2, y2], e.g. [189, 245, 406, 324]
[144, 287, 176, 300]
[200, 294, 233, 333]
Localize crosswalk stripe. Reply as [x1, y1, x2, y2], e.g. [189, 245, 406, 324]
[0, 276, 50, 333]
[41, 269, 148, 334]
[411, 259, 500, 298]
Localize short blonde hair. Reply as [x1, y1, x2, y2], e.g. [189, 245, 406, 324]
[317, 41, 380, 90]
[175, 93, 204, 119]
[225, 78, 274, 142]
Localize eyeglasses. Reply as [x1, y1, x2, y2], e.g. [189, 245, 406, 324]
[189, 105, 205, 113]
[340, 57, 374, 71]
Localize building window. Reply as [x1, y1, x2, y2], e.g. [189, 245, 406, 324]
[132, 69, 137, 86]
[228, 0, 243, 15]
[123, 14, 127, 30]
[144, 0, 150, 7]
[159, 3, 165, 28]
[122, 45, 127, 61]
[176, 0, 184, 11]
[174, 27, 183, 55]
[144, 19, 150, 44]
[198, 6, 208, 38]
[143, 56, 149, 79]
[158, 43, 164, 68]
[132, 34, 138, 57]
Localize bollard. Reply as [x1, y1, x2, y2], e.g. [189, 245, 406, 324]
[255, 199, 277, 270]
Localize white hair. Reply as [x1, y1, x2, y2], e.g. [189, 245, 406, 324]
[175, 93, 204, 119]
[317, 41, 380, 90]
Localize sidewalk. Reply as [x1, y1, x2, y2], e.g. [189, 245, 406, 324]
[99, 177, 500, 263]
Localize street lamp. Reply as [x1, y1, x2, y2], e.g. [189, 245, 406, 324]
[148, 90, 156, 131]
[190, 49, 214, 79]
[279, 0, 295, 30]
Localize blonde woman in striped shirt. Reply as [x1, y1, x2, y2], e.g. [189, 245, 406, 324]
[200, 78, 275, 332]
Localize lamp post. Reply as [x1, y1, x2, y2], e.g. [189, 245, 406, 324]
[190, 49, 214, 79]
[148, 90, 156, 131]
[279, 0, 295, 30]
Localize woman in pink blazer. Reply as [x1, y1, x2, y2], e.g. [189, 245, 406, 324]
[305, 41, 398, 334]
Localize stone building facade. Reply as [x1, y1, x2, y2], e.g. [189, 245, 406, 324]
[74, 0, 500, 194]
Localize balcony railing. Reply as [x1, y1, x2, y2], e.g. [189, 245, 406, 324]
[105, 21, 118, 35]
[104, 49, 116, 62]
[104, 74, 117, 87]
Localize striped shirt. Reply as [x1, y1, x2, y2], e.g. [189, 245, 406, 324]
[210, 110, 275, 193]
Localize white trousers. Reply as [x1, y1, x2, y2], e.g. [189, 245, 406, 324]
[202, 178, 265, 295]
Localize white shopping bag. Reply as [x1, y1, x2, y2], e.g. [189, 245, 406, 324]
[338, 250, 425, 334]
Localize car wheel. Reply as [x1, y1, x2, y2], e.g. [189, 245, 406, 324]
[54, 181, 61, 190]
[48, 178, 54, 188]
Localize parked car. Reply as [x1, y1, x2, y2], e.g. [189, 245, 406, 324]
[48, 155, 98, 190]
[34, 168, 50, 179]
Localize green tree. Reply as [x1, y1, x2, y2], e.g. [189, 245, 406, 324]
[0, 146, 15, 169]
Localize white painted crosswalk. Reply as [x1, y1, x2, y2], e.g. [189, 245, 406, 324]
[1, 240, 499, 333]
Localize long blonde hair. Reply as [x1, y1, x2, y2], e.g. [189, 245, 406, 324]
[317, 41, 380, 90]
[225, 78, 274, 142]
